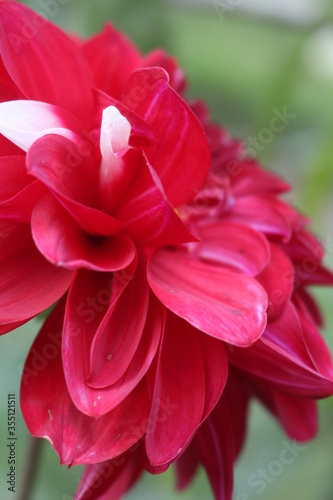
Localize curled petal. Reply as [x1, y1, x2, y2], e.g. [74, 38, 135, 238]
[20, 300, 150, 466]
[32, 195, 136, 272]
[123, 67, 210, 205]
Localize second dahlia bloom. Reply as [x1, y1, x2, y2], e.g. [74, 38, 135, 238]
[0, 2, 332, 499]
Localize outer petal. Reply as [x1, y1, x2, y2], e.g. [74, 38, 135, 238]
[123, 68, 210, 205]
[0, 1, 94, 124]
[75, 450, 144, 500]
[230, 302, 333, 397]
[20, 300, 150, 465]
[0, 220, 73, 324]
[0, 155, 47, 222]
[32, 195, 135, 272]
[146, 313, 206, 466]
[148, 248, 268, 346]
[0, 100, 82, 151]
[193, 395, 234, 500]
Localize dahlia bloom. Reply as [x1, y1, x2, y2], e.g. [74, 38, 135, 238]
[0, 1, 332, 499]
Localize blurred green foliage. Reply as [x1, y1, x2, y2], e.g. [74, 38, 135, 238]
[1, 0, 333, 498]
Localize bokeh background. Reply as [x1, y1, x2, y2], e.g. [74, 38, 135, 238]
[1, 0, 333, 498]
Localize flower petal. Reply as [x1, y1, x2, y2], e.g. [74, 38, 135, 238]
[230, 302, 333, 396]
[146, 313, 206, 466]
[75, 451, 143, 500]
[194, 221, 270, 277]
[20, 300, 150, 466]
[0, 220, 73, 324]
[115, 154, 195, 249]
[148, 248, 267, 346]
[193, 395, 234, 500]
[0, 1, 94, 124]
[32, 195, 135, 272]
[123, 67, 210, 205]
[63, 263, 162, 417]
[81, 23, 141, 100]
[0, 100, 82, 151]
[257, 242, 294, 320]
[27, 135, 122, 236]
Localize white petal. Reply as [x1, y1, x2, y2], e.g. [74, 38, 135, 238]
[0, 100, 78, 151]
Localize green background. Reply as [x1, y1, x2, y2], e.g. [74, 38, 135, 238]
[1, 0, 333, 498]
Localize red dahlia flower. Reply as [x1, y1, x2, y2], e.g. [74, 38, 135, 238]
[0, 1, 332, 499]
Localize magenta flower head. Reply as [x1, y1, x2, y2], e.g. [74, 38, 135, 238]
[0, 1, 332, 499]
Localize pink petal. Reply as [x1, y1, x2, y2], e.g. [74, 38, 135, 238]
[81, 23, 141, 100]
[115, 154, 195, 249]
[144, 49, 186, 94]
[20, 300, 150, 465]
[193, 395, 234, 500]
[0, 155, 47, 222]
[0, 100, 81, 151]
[175, 444, 199, 491]
[148, 248, 267, 346]
[146, 312, 206, 466]
[63, 263, 162, 417]
[257, 242, 294, 320]
[272, 390, 317, 441]
[230, 302, 333, 397]
[0, 220, 73, 324]
[87, 260, 150, 387]
[226, 195, 292, 240]
[32, 195, 135, 271]
[194, 221, 270, 276]
[75, 451, 143, 500]
[123, 67, 210, 205]
[0, 1, 94, 124]
[27, 134, 123, 236]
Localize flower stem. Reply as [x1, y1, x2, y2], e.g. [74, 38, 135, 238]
[18, 436, 43, 500]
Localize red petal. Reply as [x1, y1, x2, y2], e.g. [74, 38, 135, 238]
[227, 195, 292, 240]
[258, 243, 294, 320]
[81, 23, 141, 100]
[75, 451, 143, 500]
[272, 390, 317, 441]
[32, 195, 135, 271]
[144, 49, 186, 94]
[123, 68, 210, 205]
[0, 220, 73, 324]
[115, 153, 195, 249]
[0, 1, 94, 124]
[230, 302, 333, 397]
[194, 221, 270, 277]
[21, 300, 150, 465]
[193, 395, 234, 500]
[87, 260, 150, 387]
[0, 155, 47, 222]
[63, 263, 162, 417]
[146, 312, 206, 466]
[148, 248, 267, 346]
[27, 134, 122, 235]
